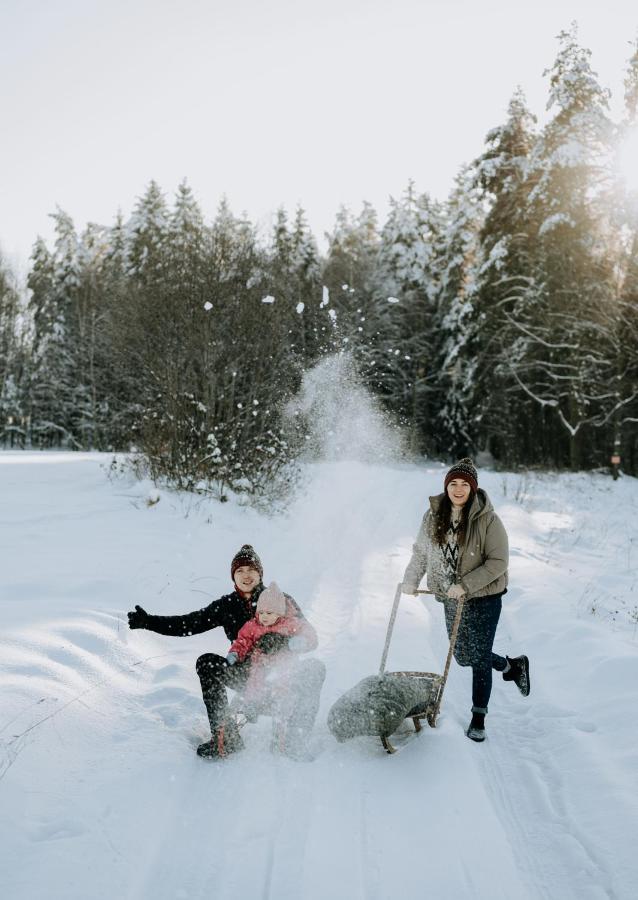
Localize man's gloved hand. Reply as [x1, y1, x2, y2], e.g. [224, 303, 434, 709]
[128, 605, 149, 629]
[226, 652, 239, 666]
[287, 634, 310, 652]
[401, 584, 418, 595]
[256, 632, 289, 655]
[446, 584, 466, 601]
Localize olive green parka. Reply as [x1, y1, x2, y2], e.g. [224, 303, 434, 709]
[402, 489, 509, 599]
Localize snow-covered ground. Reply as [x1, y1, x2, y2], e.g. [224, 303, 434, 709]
[1, 452, 637, 900]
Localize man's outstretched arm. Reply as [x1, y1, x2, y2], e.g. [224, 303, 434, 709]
[127, 598, 225, 636]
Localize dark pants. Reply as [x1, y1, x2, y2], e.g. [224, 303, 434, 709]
[443, 593, 507, 713]
[196, 652, 326, 736]
[196, 653, 251, 731]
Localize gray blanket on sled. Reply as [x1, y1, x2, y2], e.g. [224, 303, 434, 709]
[327, 673, 438, 742]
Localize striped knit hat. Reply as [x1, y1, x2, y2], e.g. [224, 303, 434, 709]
[444, 457, 478, 493]
[231, 544, 263, 580]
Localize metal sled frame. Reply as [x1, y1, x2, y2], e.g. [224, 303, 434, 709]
[378, 583, 466, 753]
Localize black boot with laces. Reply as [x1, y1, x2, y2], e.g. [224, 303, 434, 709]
[197, 718, 244, 759]
[502, 655, 530, 697]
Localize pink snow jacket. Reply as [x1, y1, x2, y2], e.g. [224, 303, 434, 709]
[229, 605, 318, 708]
[229, 611, 315, 664]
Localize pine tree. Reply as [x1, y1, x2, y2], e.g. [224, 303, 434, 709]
[510, 25, 617, 467]
[27, 222, 78, 448]
[96, 210, 141, 449]
[167, 179, 208, 292]
[434, 168, 484, 458]
[322, 203, 381, 349]
[289, 205, 324, 360]
[127, 180, 169, 284]
[610, 38, 638, 472]
[74, 221, 113, 448]
[0, 255, 26, 446]
[366, 183, 443, 449]
[471, 89, 541, 464]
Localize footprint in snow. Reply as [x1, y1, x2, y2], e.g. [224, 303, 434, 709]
[28, 819, 88, 842]
[574, 721, 597, 733]
[141, 686, 193, 709]
[152, 663, 182, 682]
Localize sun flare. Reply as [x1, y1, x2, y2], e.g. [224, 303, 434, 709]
[618, 128, 638, 193]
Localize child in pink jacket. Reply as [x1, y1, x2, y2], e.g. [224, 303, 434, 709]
[226, 581, 316, 721]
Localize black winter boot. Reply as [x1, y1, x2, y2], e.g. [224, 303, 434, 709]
[466, 711, 486, 743]
[197, 719, 245, 759]
[502, 655, 530, 697]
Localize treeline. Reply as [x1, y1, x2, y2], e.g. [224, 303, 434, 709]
[1, 26, 638, 488]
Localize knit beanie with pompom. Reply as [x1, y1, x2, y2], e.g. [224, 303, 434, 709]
[231, 544, 264, 580]
[444, 457, 478, 493]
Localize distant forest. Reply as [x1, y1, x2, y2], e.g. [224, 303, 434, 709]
[1, 26, 638, 494]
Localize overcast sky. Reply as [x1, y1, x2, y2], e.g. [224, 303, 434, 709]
[1, 0, 636, 273]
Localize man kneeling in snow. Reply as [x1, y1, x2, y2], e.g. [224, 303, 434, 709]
[127, 544, 325, 760]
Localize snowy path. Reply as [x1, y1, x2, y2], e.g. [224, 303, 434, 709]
[0, 453, 636, 899]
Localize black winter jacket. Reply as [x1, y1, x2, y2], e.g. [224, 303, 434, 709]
[141, 583, 305, 643]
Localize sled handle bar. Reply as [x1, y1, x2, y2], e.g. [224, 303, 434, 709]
[378, 585, 464, 691]
[379, 584, 403, 675]
[379, 585, 432, 675]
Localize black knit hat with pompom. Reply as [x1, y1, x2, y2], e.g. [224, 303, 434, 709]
[231, 544, 263, 580]
[444, 457, 478, 493]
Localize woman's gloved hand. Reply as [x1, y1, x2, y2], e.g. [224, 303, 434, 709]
[446, 584, 466, 601]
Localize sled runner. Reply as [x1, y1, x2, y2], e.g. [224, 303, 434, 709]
[327, 582, 466, 754]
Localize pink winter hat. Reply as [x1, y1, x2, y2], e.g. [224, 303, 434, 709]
[256, 582, 287, 617]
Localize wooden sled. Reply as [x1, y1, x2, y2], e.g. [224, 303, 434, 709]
[378, 583, 466, 753]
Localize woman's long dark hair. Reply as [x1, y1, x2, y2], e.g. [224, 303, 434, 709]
[432, 492, 474, 547]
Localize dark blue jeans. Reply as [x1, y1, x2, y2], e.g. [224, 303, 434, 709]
[443, 592, 507, 713]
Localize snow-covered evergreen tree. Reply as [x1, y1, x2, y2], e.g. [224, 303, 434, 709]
[289, 206, 325, 359]
[167, 180, 208, 288]
[364, 182, 443, 449]
[127, 180, 169, 284]
[0, 256, 27, 446]
[434, 168, 484, 458]
[609, 38, 638, 471]
[470, 89, 541, 463]
[27, 219, 78, 448]
[322, 202, 381, 349]
[511, 25, 617, 467]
